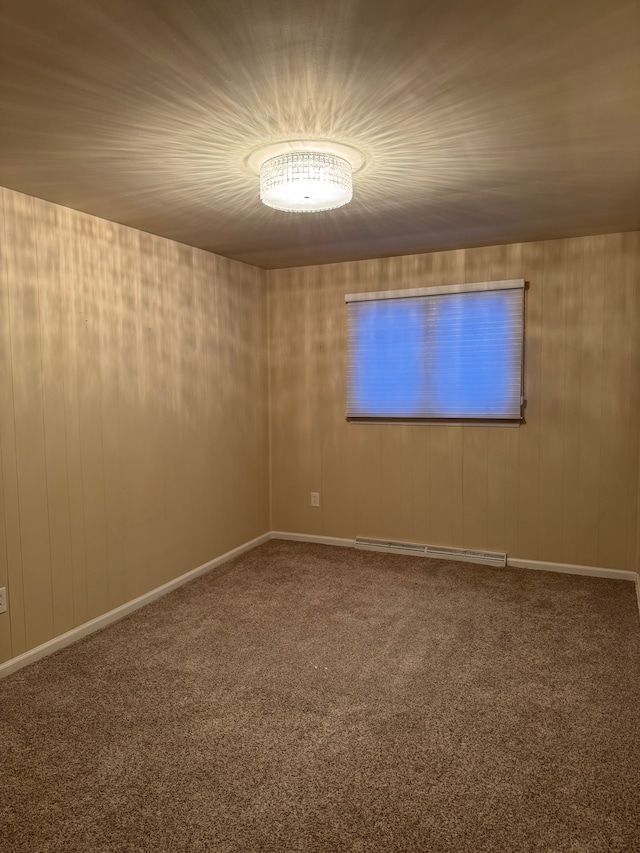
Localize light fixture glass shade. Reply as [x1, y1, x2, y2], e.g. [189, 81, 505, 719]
[260, 152, 352, 213]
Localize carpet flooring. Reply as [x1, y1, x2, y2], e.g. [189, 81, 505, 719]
[1, 539, 639, 852]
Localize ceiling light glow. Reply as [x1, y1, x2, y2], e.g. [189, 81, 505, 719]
[260, 151, 352, 213]
[247, 141, 365, 215]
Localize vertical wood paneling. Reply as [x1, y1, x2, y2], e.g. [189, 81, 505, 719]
[560, 238, 584, 564]
[3, 191, 54, 649]
[128, 231, 172, 593]
[537, 240, 568, 561]
[0, 443, 13, 661]
[58, 206, 88, 627]
[114, 226, 140, 605]
[0, 187, 269, 666]
[461, 424, 488, 548]
[380, 423, 414, 542]
[624, 233, 640, 574]
[100, 218, 126, 612]
[517, 241, 545, 559]
[0, 190, 27, 657]
[75, 213, 109, 620]
[198, 250, 224, 554]
[238, 255, 269, 548]
[320, 264, 370, 536]
[186, 244, 211, 568]
[269, 232, 640, 572]
[598, 234, 634, 569]
[498, 244, 523, 558]
[317, 263, 348, 538]
[269, 267, 323, 534]
[576, 236, 606, 565]
[33, 197, 75, 637]
[0, 192, 15, 658]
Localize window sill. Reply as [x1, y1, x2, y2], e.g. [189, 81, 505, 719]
[346, 418, 523, 427]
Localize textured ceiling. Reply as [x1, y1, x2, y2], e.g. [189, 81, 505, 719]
[0, 0, 638, 268]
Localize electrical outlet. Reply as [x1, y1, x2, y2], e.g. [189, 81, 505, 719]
[0, 587, 6, 614]
[310, 492, 320, 507]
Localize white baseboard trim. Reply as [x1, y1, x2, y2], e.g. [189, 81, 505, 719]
[271, 531, 637, 585]
[0, 531, 271, 681]
[2, 530, 637, 679]
[270, 531, 354, 548]
[506, 557, 635, 582]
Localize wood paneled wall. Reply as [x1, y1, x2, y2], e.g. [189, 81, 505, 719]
[0, 188, 269, 665]
[268, 234, 640, 573]
[1, 192, 637, 669]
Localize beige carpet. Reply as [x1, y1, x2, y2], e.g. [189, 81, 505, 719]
[1, 539, 639, 852]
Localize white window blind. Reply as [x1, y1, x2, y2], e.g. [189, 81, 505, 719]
[345, 279, 525, 421]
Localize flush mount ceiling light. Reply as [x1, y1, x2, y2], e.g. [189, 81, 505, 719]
[246, 141, 364, 213]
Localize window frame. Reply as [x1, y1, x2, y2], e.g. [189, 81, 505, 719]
[344, 278, 526, 426]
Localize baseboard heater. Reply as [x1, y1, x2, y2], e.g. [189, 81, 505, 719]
[354, 537, 506, 567]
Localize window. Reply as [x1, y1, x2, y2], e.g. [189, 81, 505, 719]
[345, 279, 525, 423]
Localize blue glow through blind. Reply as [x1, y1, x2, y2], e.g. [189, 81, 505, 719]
[347, 289, 523, 419]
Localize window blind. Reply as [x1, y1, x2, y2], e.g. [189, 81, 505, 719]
[345, 280, 525, 421]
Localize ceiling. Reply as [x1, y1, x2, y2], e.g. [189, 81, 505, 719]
[1, 0, 638, 269]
